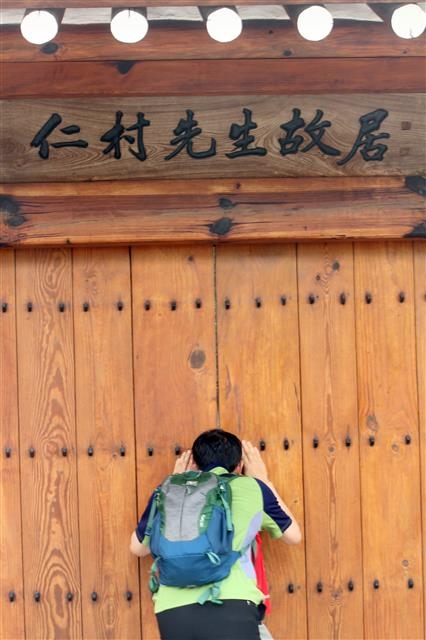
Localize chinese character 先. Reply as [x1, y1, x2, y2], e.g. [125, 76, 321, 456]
[165, 109, 216, 160]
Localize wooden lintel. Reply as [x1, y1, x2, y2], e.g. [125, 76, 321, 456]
[2, 58, 424, 98]
[1, 21, 424, 63]
[1, 178, 424, 246]
[0, 0, 415, 7]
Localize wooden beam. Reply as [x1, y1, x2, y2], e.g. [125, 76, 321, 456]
[1, 21, 423, 62]
[1, 177, 424, 246]
[0, 0, 416, 7]
[2, 94, 424, 182]
[2, 58, 424, 98]
[0, 176, 414, 196]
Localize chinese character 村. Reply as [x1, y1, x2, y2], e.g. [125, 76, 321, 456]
[101, 111, 151, 160]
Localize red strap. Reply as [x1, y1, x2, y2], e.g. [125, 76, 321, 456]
[252, 533, 271, 614]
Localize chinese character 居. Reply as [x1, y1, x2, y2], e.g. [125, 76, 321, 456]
[337, 109, 390, 166]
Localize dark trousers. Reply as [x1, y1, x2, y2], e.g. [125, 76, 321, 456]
[156, 599, 262, 640]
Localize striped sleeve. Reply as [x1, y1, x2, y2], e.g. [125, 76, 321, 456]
[256, 478, 292, 537]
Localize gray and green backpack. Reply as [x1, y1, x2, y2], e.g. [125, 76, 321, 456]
[145, 470, 242, 604]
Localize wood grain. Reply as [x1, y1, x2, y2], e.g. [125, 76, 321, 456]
[1, 178, 424, 247]
[15, 249, 82, 639]
[1, 175, 409, 196]
[2, 239, 426, 639]
[297, 243, 364, 638]
[1, 21, 424, 63]
[131, 245, 217, 640]
[216, 244, 307, 639]
[2, 59, 424, 98]
[354, 242, 424, 639]
[414, 241, 426, 640]
[0, 249, 25, 640]
[72, 247, 141, 639]
[0, 0, 415, 6]
[2, 94, 423, 182]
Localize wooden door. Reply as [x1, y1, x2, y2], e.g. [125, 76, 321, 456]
[216, 244, 307, 639]
[1, 250, 25, 640]
[1, 241, 425, 640]
[131, 245, 217, 640]
[354, 242, 424, 639]
[297, 243, 363, 639]
[15, 249, 81, 639]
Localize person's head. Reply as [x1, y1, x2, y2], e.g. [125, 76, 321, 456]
[192, 429, 242, 472]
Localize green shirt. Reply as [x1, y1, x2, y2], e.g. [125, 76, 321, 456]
[138, 467, 288, 613]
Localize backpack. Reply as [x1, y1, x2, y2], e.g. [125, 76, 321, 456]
[144, 470, 241, 604]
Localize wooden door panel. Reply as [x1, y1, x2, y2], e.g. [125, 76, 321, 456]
[73, 248, 140, 639]
[414, 241, 426, 640]
[355, 242, 424, 639]
[15, 249, 81, 639]
[0, 250, 25, 640]
[297, 243, 364, 639]
[216, 244, 307, 640]
[4, 240, 425, 639]
[131, 245, 217, 640]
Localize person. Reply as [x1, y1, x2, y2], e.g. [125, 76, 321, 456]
[130, 429, 301, 640]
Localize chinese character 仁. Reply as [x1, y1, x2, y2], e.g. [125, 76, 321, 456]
[31, 113, 88, 160]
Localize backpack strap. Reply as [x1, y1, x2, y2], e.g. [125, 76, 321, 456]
[216, 475, 234, 532]
[149, 557, 160, 593]
[198, 583, 223, 606]
[144, 486, 161, 539]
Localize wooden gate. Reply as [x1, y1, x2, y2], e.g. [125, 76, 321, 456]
[1, 241, 425, 639]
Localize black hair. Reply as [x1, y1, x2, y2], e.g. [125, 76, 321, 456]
[192, 428, 242, 472]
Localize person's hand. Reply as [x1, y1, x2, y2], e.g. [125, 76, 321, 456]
[172, 450, 196, 474]
[242, 440, 269, 482]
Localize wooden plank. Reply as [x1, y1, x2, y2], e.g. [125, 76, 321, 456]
[1, 59, 424, 98]
[216, 244, 307, 639]
[0, 0, 417, 6]
[354, 242, 424, 639]
[414, 241, 426, 640]
[1, 22, 424, 62]
[1, 178, 424, 246]
[15, 249, 82, 639]
[0, 175, 417, 197]
[297, 243, 364, 638]
[72, 247, 140, 639]
[131, 245, 217, 640]
[2, 94, 424, 182]
[0, 250, 25, 640]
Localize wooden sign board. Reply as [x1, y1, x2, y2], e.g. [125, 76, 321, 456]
[1, 94, 424, 182]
